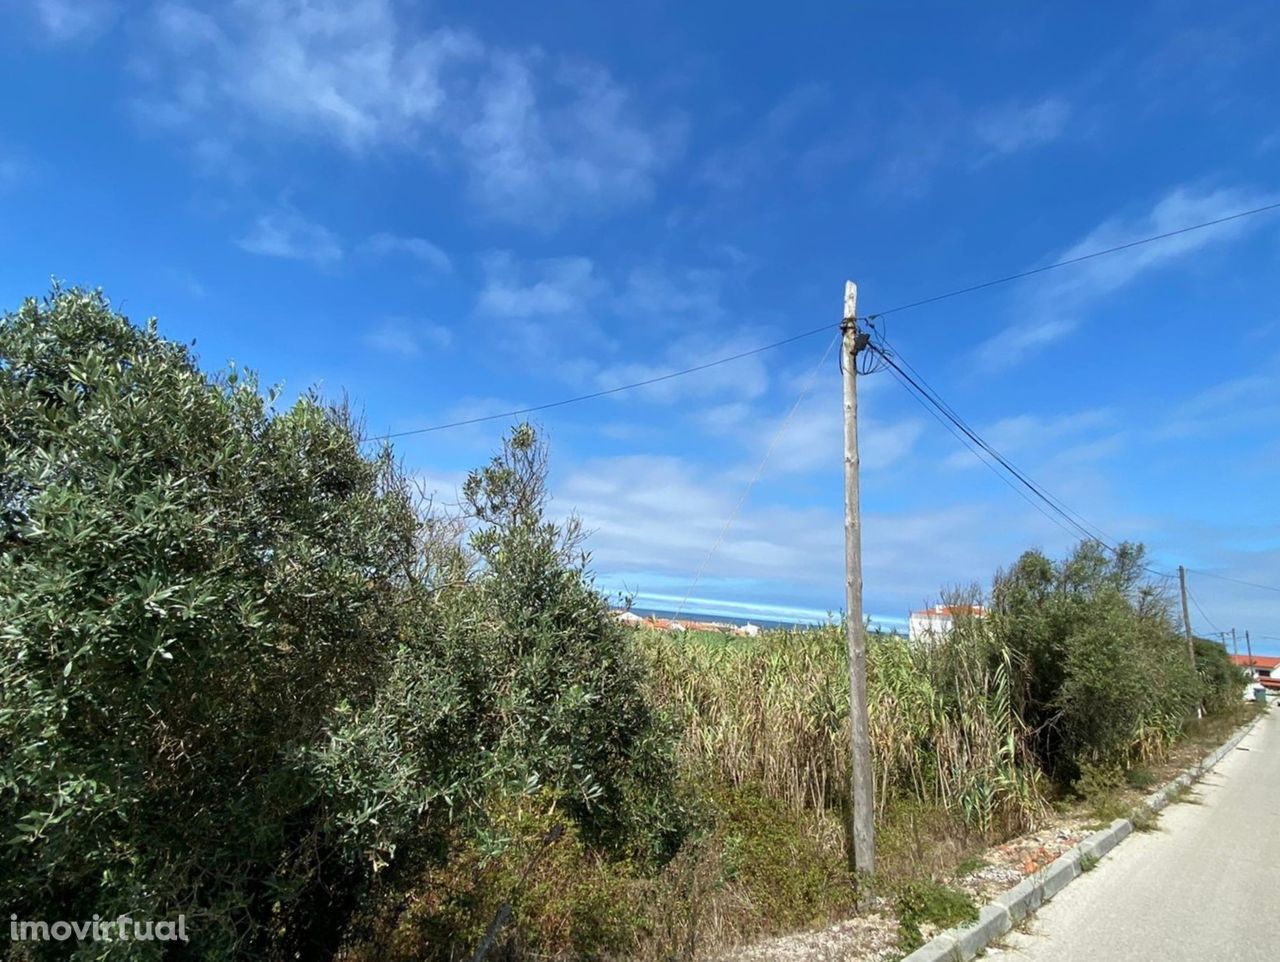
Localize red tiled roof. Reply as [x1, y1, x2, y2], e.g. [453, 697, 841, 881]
[1231, 654, 1280, 671]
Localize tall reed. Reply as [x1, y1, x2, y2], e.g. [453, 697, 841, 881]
[639, 622, 1046, 837]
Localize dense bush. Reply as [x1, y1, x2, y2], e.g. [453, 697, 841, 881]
[1, 289, 422, 957]
[313, 426, 688, 959]
[0, 289, 683, 960]
[990, 541, 1232, 781]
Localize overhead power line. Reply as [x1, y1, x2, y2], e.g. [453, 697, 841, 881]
[877, 353, 1100, 548]
[871, 329, 1125, 551]
[873, 339, 1120, 551]
[1185, 584, 1220, 633]
[370, 198, 1280, 441]
[864, 199, 1280, 320]
[876, 336, 1280, 597]
[870, 335, 1182, 580]
[1184, 568, 1280, 595]
[367, 324, 834, 440]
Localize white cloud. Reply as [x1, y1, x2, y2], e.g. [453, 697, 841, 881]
[584, 325, 775, 406]
[864, 89, 1070, 199]
[365, 319, 453, 356]
[476, 252, 604, 318]
[735, 389, 926, 476]
[363, 232, 452, 273]
[943, 409, 1116, 470]
[460, 57, 678, 224]
[975, 185, 1277, 369]
[237, 207, 342, 264]
[149, 0, 476, 149]
[141, 1, 676, 223]
[975, 96, 1072, 156]
[559, 455, 835, 580]
[31, 0, 116, 41]
[552, 451, 1086, 624]
[617, 266, 723, 325]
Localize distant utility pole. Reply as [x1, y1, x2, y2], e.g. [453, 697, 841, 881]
[1232, 627, 1239, 661]
[1178, 566, 1202, 718]
[1245, 630, 1255, 670]
[1178, 566, 1196, 669]
[841, 280, 875, 877]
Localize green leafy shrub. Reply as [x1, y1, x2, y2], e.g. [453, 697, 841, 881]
[992, 541, 1207, 781]
[1194, 637, 1246, 715]
[0, 289, 684, 960]
[715, 786, 855, 931]
[310, 423, 688, 881]
[339, 794, 641, 962]
[0, 288, 421, 957]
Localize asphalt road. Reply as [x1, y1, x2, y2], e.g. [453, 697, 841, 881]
[996, 707, 1279, 962]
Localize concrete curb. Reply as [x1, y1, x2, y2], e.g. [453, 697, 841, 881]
[899, 711, 1263, 962]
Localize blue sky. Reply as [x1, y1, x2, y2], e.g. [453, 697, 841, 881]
[3, 0, 1280, 654]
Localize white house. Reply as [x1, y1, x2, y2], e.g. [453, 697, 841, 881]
[907, 604, 986, 642]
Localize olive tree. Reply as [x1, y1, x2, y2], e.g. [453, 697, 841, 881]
[0, 288, 420, 957]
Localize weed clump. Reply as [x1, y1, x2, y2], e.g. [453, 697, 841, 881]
[894, 879, 978, 954]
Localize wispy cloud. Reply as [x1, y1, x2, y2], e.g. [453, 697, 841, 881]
[365, 319, 453, 356]
[477, 252, 604, 319]
[975, 184, 1278, 369]
[697, 83, 828, 193]
[147, 0, 475, 149]
[974, 96, 1072, 157]
[866, 90, 1074, 198]
[1154, 369, 1280, 441]
[363, 232, 452, 273]
[542, 450, 1087, 624]
[139, 1, 677, 224]
[585, 331, 770, 405]
[460, 57, 681, 225]
[943, 408, 1116, 470]
[238, 207, 342, 264]
[30, 0, 116, 41]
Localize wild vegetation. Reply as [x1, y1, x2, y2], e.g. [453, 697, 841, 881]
[0, 289, 1248, 961]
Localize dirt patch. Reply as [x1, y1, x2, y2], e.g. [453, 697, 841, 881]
[714, 902, 901, 962]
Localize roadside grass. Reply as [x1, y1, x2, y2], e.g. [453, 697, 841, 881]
[1067, 702, 1261, 829]
[892, 878, 978, 955]
[1129, 805, 1160, 833]
[954, 856, 990, 876]
[627, 629, 1255, 962]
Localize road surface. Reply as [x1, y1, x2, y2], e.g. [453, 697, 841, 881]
[996, 707, 1278, 961]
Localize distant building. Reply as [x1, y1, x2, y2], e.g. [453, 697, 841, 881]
[907, 604, 986, 642]
[1231, 653, 1280, 692]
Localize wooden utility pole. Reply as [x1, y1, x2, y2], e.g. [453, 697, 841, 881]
[1232, 628, 1239, 661]
[841, 280, 875, 877]
[1178, 566, 1202, 717]
[1245, 630, 1255, 670]
[1178, 566, 1196, 670]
